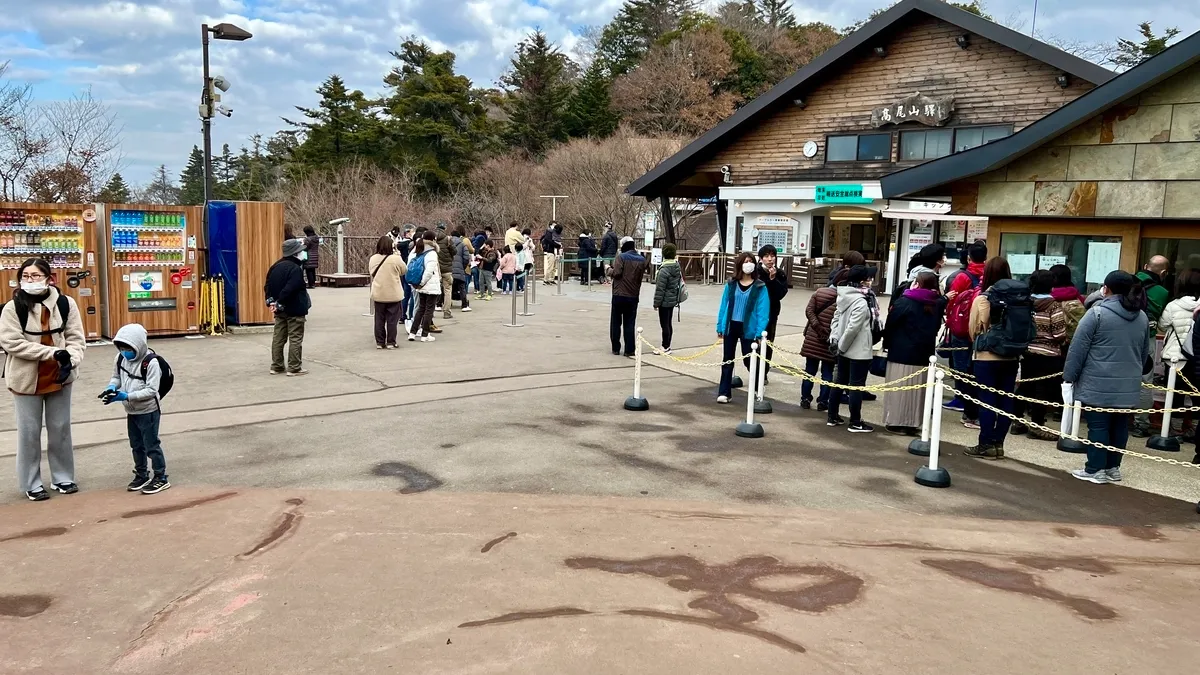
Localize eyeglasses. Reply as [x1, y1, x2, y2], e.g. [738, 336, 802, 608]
[20, 273, 47, 281]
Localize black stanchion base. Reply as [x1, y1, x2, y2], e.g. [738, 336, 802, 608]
[731, 376, 744, 389]
[623, 396, 650, 412]
[735, 422, 764, 438]
[1147, 435, 1181, 452]
[754, 400, 773, 415]
[907, 439, 931, 457]
[914, 465, 951, 488]
[1057, 438, 1087, 454]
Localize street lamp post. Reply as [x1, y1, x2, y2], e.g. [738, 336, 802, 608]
[200, 22, 252, 242]
[539, 195, 568, 221]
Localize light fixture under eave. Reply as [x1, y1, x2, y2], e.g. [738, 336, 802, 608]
[1056, 73, 1070, 88]
[873, 45, 887, 58]
[830, 216, 877, 222]
[955, 34, 970, 49]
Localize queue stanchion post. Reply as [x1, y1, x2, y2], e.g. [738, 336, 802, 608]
[531, 261, 539, 305]
[519, 271, 535, 317]
[735, 343, 765, 438]
[1148, 357, 1182, 452]
[555, 257, 564, 296]
[915, 370, 951, 488]
[909, 356, 938, 456]
[504, 272, 524, 328]
[624, 327, 650, 411]
[754, 331, 772, 415]
[586, 260, 592, 291]
[1057, 401, 1086, 453]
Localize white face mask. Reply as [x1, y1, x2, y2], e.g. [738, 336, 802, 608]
[741, 262, 756, 275]
[20, 281, 48, 294]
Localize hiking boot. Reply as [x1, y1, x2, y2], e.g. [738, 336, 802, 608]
[1011, 420, 1028, 435]
[51, 482, 78, 494]
[141, 478, 171, 494]
[429, 324, 443, 333]
[964, 443, 1002, 460]
[128, 475, 152, 492]
[1071, 468, 1109, 484]
[1106, 467, 1123, 482]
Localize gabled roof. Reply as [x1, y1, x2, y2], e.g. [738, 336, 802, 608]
[881, 29, 1200, 199]
[626, 0, 1114, 199]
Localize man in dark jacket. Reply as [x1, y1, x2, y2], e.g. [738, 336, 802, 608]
[756, 244, 789, 383]
[578, 231, 599, 285]
[302, 226, 320, 289]
[608, 238, 649, 356]
[451, 227, 472, 312]
[265, 239, 311, 376]
[1132, 254, 1172, 437]
[599, 222, 620, 262]
[435, 223, 455, 318]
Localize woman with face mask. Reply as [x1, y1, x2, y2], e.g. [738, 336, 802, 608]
[827, 265, 881, 433]
[715, 252, 770, 404]
[0, 258, 86, 501]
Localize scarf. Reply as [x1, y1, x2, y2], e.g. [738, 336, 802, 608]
[1051, 286, 1081, 303]
[903, 287, 941, 304]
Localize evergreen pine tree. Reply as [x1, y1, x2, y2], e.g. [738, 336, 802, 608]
[567, 62, 620, 138]
[95, 173, 132, 203]
[284, 75, 380, 171]
[596, 0, 700, 76]
[756, 0, 796, 28]
[178, 146, 206, 205]
[501, 31, 575, 156]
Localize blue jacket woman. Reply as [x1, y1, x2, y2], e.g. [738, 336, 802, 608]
[715, 252, 771, 403]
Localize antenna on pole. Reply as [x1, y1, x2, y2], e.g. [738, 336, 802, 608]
[1031, 0, 1039, 36]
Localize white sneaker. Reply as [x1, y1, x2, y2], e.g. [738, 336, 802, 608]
[1071, 468, 1109, 484]
[462, 307, 473, 312]
[717, 395, 730, 404]
[421, 336, 436, 343]
[407, 334, 416, 342]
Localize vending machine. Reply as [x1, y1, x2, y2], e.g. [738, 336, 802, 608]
[100, 203, 202, 337]
[0, 202, 103, 339]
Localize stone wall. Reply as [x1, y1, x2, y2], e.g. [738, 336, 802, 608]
[959, 63, 1200, 218]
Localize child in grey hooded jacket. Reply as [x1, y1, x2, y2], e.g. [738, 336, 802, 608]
[103, 323, 171, 494]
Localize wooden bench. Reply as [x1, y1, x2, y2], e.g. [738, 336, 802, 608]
[317, 273, 370, 288]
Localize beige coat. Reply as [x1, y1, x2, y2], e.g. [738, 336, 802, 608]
[368, 252, 407, 304]
[1, 287, 86, 395]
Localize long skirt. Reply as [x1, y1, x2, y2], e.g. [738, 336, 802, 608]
[883, 361, 926, 428]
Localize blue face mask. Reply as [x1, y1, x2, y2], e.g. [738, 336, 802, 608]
[121, 350, 137, 361]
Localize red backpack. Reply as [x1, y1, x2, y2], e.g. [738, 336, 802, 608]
[946, 271, 981, 339]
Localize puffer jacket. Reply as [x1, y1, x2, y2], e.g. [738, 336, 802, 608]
[1063, 296, 1150, 409]
[830, 286, 875, 361]
[1161, 295, 1198, 363]
[801, 287, 838, 362]
[451, 236, 469, 281]
[412, 248, 441, 296]
[0, 287, 86, 395]
[653, 260, 682, 308]
[436, 230, 454, 271]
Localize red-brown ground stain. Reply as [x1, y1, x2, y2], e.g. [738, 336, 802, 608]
[458, 607, 592, 627]
[1012, 556, 1114, 574]
[480, 532, 517, 553]
[921, 559, 1117, 620]
[0, 526, 69, 543]
[120, 491, 238, 519]
[620, 609, 806, 653]
[1119, 526, 1165, 542]
[0, 594, 52, 618]
[1053, 527, 1080, 538]
[239, 498, 304, 558]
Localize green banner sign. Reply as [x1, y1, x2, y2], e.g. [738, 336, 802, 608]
[815, 185, 874, 204]
[127, 291, 152, 299]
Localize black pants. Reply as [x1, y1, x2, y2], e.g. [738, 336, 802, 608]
[453, 279, 470, 308]
[1013, 353, 1064, 425]
[373, 301, 402, 346]
[761, 315, 779, 376]
[129, 410, 166, 480]
[305, 266, 317, 288]
[611, 296, 638, 355]
[658, 306, 674, 350]
[828, 356, 869, 424]
[413, 293, 438, 337]
[719, 321, 754, 397]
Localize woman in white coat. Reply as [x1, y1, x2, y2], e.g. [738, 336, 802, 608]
[409, 231, 442, 342]
[1161, 268, 1199, 440]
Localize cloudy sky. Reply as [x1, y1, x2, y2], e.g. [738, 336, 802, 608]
[1, 0, 1197, 186]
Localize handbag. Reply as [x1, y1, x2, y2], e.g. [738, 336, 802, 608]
[870, 353, 888, 378]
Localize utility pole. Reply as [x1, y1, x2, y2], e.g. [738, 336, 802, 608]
[539, 195, 568, 222]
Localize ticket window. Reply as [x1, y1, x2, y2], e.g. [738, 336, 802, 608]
[1000, 233, 1123, 294]
[1140, 236, 1200, 294]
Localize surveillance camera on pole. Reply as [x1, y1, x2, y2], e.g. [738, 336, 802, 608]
[215, 105, 232, 118]
[211, 75, 231, 92]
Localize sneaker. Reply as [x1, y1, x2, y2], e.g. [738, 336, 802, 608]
[800, 399, 812, 410]
[1130, 426, 1151, 439]
[141, 478, 171, 494]
[462, 307, 473, 312]
[885, 425, 910, 435]
[662, 348, 672, 355]
[376, 344, 385, 350]
[1010, 421, 1028, 435]
[612, 350, 622, 356]
[385, 344, 398, 350]
[717, 395, 730, 404]
[485, 294, 493, 301]
[287, 369, 309, 377]
[862, 392, 878, 402]
[816, 401, 828, 412]
[421, 336, 436, 342]
[26, 488, 49, 502]
[964, 443, 1002, 460]
[269, 368, 285, 375]
[1106, 467, 1123, 482]
[443, 311, 453, 319]
[962, 419, 981, 430]
[1071, 468, 1109, 484]
[826, 416, 846, 427]
[848, 422, 874, 433]
[1029, 427, 1058, 441]
[429, 325, 443, 334]
[128, 475, 152, 492]
[942, 397, 966, 412]
[51, 482, 78, 494]
[407, 334, 417, 342]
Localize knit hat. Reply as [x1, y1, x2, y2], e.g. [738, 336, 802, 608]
[282, 238, 305, 258]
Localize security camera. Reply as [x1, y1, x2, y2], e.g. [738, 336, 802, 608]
[211, 75, 231, 92]
[720, 165, 732, 184]
[215, 105, 232, 118]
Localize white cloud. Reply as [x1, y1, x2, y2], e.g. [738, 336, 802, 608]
[0, 0, 1196, 185]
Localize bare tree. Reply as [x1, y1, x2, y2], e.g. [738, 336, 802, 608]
[452, 153, 546, 229]
[134, 165, 180, 205]
[24, 88, 123, 203]
[0, 62, 49, 201]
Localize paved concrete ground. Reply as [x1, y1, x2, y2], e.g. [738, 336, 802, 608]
[2, 280, 1199, 673]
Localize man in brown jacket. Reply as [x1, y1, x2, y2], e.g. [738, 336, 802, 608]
[607, 237, 648, 356]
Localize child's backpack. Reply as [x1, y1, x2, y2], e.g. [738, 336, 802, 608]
[123, 352, 174, 398]
[975, 279, 1036, 358]
[405, 252, 426, 285]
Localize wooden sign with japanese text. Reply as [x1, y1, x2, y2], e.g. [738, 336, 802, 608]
[871, 94, 954, 128]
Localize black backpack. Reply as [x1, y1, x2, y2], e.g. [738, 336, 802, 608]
[124, 352, 174, 398]
[975, 279, 1036, 358]
[2, 294, 71, 337]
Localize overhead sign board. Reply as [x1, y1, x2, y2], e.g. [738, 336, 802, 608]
[815, 185, 874, 205]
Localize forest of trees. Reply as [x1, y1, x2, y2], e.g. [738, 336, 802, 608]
[0, 0, 1185, 240]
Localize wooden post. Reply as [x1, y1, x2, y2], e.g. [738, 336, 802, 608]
[658, 195, 675, 246]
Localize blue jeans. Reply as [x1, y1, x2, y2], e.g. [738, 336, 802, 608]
[400, 278, 414, 320]
[949, 335, 979, 419]
[828, 356, 869, 424]
[501, 274, 514, 292]
[974, 360, 1019, 446]
[801, 357, 834, 405]
[472, 268, 481, 293]
[128, 410, 166, 480]
[1083, 410, 1129, 473]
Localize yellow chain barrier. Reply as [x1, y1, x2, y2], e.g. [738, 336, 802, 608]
[765, 348, 931, 393]
[949, 386, 1200, 469]
[639, 335, 741, 367]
